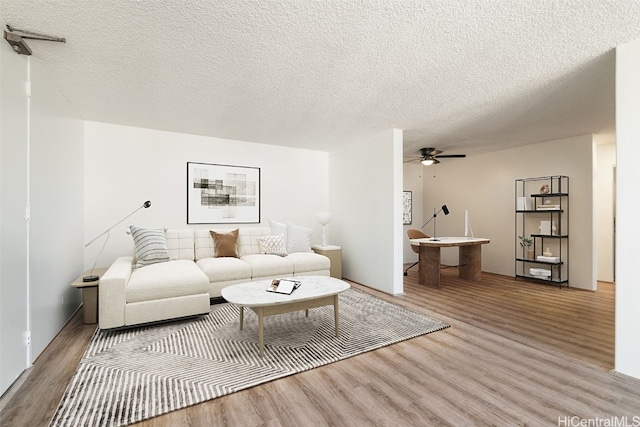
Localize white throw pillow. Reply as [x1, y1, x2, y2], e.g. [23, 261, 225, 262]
[269, 219, 287, 240]
[286, 223, 312, 253]
[129, 226, 170, 268]
[257, 234, 288, 257]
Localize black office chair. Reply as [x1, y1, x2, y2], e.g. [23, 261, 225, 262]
[404, 229, 429, 276]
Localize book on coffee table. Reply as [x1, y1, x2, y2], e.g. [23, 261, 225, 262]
[267, 279, 301, 295]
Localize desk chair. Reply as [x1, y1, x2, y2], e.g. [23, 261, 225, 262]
[404, 229, 429, 276]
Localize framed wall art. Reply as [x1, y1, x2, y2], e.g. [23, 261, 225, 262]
[187, 162, 261, 224]
[403, 191, 412, 225]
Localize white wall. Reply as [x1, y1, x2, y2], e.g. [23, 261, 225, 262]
[0, 49, 84, 396]
[615, 38, 640, 380]
[420, 134, 595, 290]
[29, 63, 85, 357]
[1, 36, 30, 395]
[403, 162, 423, 264]
[594, 140, 615, 282]
[329, 129, 404, 295]
[84, 122, 329, 268]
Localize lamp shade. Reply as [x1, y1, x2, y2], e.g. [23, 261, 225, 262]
[315, 211, 333, 225]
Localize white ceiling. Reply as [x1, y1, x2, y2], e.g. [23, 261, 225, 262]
[3, 1, 640, 156]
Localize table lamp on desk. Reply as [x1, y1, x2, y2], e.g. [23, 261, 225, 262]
[420, 204, 449, 241]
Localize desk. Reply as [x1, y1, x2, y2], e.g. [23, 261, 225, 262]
[410, 237, 490, 288]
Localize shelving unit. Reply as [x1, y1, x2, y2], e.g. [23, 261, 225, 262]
[515, 175, 569, 287]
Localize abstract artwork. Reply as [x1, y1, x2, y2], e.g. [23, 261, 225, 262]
[187, 162, 260, 224]
[403, 191, 412, 225]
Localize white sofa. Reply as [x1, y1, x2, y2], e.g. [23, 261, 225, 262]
[99, 227, 331, 329]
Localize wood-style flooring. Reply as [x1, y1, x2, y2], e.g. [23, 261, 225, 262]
[2, 267, 639, 426]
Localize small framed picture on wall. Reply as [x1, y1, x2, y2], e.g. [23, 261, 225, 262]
[403, 191, 412, 225]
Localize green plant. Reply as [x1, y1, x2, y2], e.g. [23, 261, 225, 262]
[518, 235, 533, 248]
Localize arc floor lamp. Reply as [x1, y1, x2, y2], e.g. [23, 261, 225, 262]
[83, 200, 151, 282]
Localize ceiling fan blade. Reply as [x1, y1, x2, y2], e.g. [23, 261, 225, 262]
[403, 158, 421, 163]
[435, 154, 466, 158]
[420, 147, 442, 156]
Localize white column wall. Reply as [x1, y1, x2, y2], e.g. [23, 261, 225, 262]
[0, 48, 84, 395]
[594, 140, 615, 283]
[29, 63, 85, 357]
[1, 37, 30, 395]
[329, 129, 404, 295]
[84, 122, 329, 268]
[615, 38, 640, 380]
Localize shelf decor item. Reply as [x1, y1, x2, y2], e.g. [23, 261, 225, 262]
[530, 268, 551, 278]
[539, 220, 557, 235]
[518, 235, 534, 259]
[517, 197, 531, 211]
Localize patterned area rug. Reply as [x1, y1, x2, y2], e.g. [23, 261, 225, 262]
[49, 288, 449, 427]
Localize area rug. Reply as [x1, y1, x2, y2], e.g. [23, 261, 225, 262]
[49, 288, 449, 427]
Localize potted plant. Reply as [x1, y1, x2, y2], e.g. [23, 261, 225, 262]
[518, 235, 534, 260]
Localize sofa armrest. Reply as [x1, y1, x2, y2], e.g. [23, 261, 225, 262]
[99, 256, 133, 329]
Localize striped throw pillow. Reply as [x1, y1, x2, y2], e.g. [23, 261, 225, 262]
[130, 226, 170, 268]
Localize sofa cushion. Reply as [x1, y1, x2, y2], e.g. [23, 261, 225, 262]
[257, 234, 288, 257]
[237, 227, 272, 257]
[210, 229, 239, 257]
[165, 229, 195, 260]
[287, 252, 330, 274]
[286, 223, 313, 253]
[194, 229, 214, 260]
[241, 254, 294, 278]
[126, 259, 209, 303]
[196, 257, 252, 283]
[129, 226, 170, 268]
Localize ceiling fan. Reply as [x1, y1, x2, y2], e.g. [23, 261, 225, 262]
[404, 147, 467, 166]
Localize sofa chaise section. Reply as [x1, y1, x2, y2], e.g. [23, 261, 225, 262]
[99, 256, 210, 329]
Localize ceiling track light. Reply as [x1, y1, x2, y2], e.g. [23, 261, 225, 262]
[3, 24, 66, 56]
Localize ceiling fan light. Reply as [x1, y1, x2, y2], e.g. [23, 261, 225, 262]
[421, 158, 435, 166]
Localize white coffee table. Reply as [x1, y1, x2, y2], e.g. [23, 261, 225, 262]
[221, 276, 351, 356]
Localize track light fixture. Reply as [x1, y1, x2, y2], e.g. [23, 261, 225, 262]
[3, 24, 66, 55]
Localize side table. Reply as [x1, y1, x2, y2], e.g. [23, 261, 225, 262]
[70, 268, 107, 324]
[311, 245, 342, 279]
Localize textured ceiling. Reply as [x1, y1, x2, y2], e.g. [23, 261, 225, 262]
[2, 1, 640, 156]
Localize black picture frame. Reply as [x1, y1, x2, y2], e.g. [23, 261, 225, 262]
[187, 162, 261, 224]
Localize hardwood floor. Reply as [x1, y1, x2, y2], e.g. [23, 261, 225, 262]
[2, 268, 639, 426]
